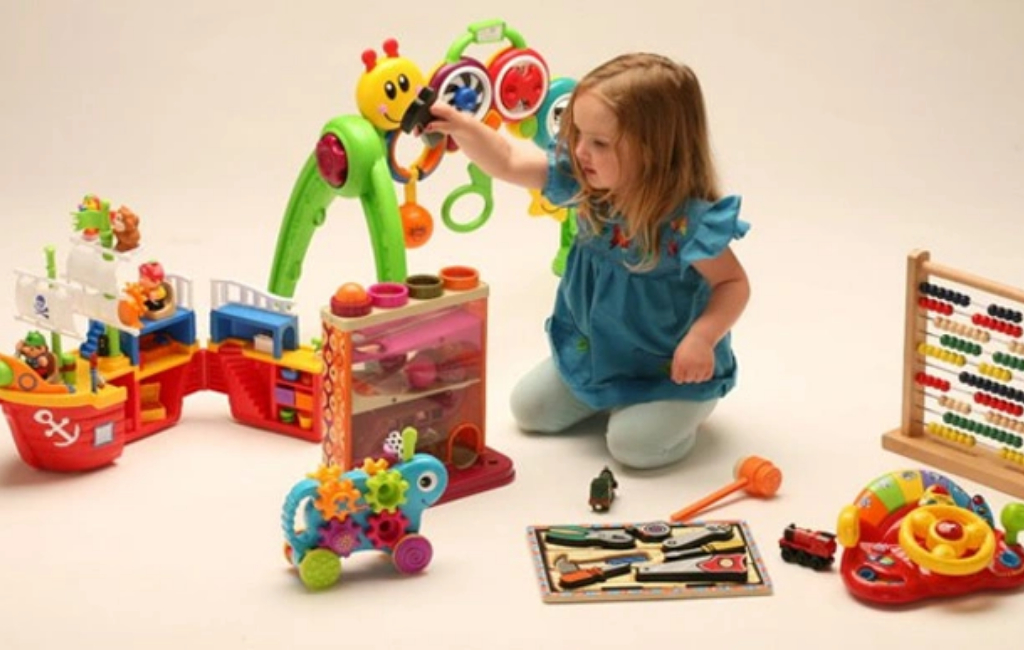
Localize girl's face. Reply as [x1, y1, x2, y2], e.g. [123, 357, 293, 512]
[571, 92, 626, 192]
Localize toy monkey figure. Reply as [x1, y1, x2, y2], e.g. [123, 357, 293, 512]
[112, 206, 141, 252]
[15, 330, 57, 380]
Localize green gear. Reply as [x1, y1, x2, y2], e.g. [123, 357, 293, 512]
[364, 469, 409, 514]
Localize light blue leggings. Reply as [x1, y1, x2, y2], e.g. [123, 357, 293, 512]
[509, 358, 718, 469]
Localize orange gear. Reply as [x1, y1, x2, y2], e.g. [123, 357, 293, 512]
[361, 457, 390, 475]
[308, 464, 342, 483]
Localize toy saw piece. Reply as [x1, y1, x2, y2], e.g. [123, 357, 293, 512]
[635, 553, 750, 583]
[543, 526, 636, 550]
[660, 523, 735, 552]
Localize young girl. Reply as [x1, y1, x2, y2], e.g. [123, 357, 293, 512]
[424, 53, 751, 470]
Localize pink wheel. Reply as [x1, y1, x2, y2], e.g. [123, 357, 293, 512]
[392, 534, 433, 574]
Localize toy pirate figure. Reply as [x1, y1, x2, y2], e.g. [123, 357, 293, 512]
[16, 331, 57, 380]
[138, 261, 175, 319]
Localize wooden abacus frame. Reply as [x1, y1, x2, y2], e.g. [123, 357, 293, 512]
[883, 249, 1024, 498]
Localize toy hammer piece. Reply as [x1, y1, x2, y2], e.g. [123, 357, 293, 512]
[669, 456, 782, 523]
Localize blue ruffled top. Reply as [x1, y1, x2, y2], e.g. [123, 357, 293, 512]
[541, 148, 750, 409]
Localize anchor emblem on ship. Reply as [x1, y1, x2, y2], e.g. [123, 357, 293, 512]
[33, 409, 80, 447]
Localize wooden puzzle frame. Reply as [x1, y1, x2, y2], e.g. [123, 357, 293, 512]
[883, 249, 1024, 498]
[526, 520, 772, 603]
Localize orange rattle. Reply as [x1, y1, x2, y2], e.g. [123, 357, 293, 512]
[669, 456, 782, 523]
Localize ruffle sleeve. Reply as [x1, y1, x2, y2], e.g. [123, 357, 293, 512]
[677, 195, 749, 266]
[540, 141, 580, 207]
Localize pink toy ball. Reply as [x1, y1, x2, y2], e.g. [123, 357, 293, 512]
[330, 282, 372, 317]
[404, 350, 438, 389]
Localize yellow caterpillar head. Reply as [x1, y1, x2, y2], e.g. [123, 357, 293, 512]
[356, 38, 426, 132]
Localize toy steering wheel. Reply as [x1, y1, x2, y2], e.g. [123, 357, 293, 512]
[897, 504, 996, 576]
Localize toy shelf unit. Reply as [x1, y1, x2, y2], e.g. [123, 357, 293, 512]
[320, 267, 514, 503]
[205, 279, 323, 443]
[883, 249, 1024, 498]
[109, 273, 205, 443]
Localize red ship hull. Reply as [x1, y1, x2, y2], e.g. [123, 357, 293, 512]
[2, 399, 126, 471]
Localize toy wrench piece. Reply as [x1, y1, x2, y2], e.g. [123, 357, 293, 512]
[661, 523, 734, 552]
[663, 537, 747, 563]
[625, 521, 673, 543]
[635, 553, 750, 583]
[544, 527, 637, 549]
[558, 562, 632, 589]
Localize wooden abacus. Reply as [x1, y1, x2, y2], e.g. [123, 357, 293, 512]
[883, 249, 1024, 498]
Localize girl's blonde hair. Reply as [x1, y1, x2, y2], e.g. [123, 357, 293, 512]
[558, 53, 721, 270]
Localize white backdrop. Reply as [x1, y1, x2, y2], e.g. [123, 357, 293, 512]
[2, 1, 1023, 648]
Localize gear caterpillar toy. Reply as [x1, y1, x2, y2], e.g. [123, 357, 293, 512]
[281, 427, 448, 590]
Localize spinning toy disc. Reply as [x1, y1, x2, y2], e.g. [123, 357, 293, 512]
[430, 60, 493, 120]
[489, 48, 549, 121]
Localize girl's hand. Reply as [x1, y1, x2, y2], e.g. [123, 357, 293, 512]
[671, 334, 715, 384]
[421, 102, 475, 137]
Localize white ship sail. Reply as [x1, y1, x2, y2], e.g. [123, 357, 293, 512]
[11, 238, 140, 340]
[63, 240, 140, 336]
[65, 240, 121, 298]
[14, 272, 81, 337]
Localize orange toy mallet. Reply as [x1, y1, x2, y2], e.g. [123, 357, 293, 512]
[669, 456, 783, 523]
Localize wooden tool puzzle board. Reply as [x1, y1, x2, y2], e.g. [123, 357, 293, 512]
[526, 520, 772, 603]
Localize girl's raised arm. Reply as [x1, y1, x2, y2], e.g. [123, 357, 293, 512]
[425, 103, 548, 190]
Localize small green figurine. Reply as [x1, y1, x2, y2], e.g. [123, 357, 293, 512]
[589, 466, 618, 512]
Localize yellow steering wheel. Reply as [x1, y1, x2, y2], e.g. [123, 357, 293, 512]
[897, 504, 996, 576]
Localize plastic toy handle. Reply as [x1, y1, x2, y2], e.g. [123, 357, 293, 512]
[445, 19, 526, 62]
[441, 163, 493, 233]
[669, 479, 750, 523]
[669, 456, 782, 523]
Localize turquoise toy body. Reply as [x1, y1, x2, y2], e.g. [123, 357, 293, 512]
[281, 427, 448, 589]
